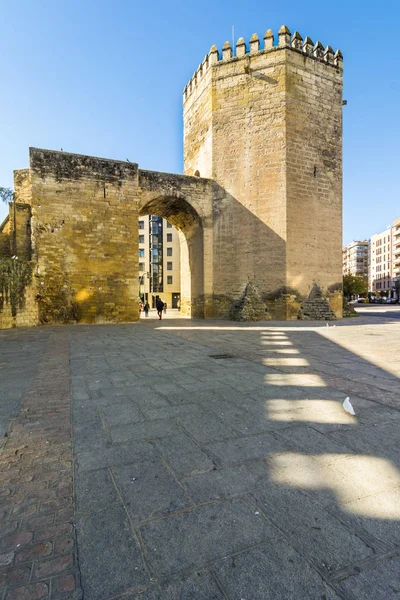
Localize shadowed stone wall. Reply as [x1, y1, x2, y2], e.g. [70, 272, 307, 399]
[0, 172, 38, 329]
[0, 215, 11, 257]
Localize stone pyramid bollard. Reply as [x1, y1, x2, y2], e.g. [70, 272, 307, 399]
[298, 283, 336, 320]
[230, 281, 270, 321]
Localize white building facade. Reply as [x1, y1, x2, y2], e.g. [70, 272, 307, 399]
[342, 240, 369, 278]
[138, 216, 181, 308]
[369, 218, 400, 298]
[392, 218, 400, 299]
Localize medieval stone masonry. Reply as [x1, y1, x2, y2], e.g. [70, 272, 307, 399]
[0, 25, 343, 328]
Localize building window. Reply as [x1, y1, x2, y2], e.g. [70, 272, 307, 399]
[139, 262, 145, 271]
[139, 220, 144, 230]
[167, 233, 172, 242]
[138, 235, 144, 244]
[167, 276, 173, 284]
[139, 249, 145, 257]
[167, 262, 172, 270]
[167, 222, 172, 228]
[167, 247, 173, 256]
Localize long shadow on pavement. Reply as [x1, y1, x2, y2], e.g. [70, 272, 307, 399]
[70, 320, 400, 600]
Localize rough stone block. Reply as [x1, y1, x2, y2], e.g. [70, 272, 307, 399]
[139, 498, 280, 577]
[251, 486, 373, 573]
[214, 539, 342, 599]
[112, 458, 191, 523]
[76, 506, 148, 599]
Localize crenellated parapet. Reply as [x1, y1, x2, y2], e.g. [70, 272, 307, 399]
[183, 25, 343, 101]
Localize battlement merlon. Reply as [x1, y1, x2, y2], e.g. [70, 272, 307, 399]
[183, 25, 343, 102]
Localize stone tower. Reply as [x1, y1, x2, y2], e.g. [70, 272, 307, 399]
[183, 26, 343, 319]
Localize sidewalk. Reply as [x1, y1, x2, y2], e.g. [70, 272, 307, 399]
[0, 315, 399, 599]
[139, 308, 189, 320]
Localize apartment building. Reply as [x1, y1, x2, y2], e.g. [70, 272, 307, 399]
[342, 241, 369, 278]
[369, 218, 400, 297]
[138, 216, 181, 308]
[392, 218, 400, 298]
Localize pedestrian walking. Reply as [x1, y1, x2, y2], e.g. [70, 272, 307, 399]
[163, 302, 167, 315]
[144, 302, 149, 317]
[156, 297, 164, 320]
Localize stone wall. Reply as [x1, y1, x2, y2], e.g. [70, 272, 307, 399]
[14, 169, 32, 204]
[0, 170, 37, 328]
[12, 169, 33, 261]
[0, 215, 11, 257]
[8, 149, 218, 326]
[30, 148, 140, 324]
[183, 65, 213, 179]
[11, 204, 32, 261]
[0, 284, 39, 329]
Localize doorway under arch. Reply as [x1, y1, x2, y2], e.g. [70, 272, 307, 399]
[138, 195, 204, 318]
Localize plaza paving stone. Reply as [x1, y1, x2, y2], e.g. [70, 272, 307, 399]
[0, 312, 400, 598]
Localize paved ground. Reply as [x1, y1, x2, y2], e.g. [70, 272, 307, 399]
[139, 309, 187, 320]
[1, 313, 400, 599]
[354, 304, 400, 320]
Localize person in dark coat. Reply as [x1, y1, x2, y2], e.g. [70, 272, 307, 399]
[156, 298, 164, 320]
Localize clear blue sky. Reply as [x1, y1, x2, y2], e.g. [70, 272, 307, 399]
[0, 0, 399, 244]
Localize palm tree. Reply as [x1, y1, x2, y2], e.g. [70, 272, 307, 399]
[0, 187, 16, 255]
[0, 187, 13, 205]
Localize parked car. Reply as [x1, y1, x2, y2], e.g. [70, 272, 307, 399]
[384, 298, 397, 304]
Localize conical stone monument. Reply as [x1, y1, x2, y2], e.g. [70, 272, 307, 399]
[230, 281, 270, 321]
[298, 283, 336, 320]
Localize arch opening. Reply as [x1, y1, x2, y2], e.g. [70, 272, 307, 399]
[138, 196, 204, 318]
